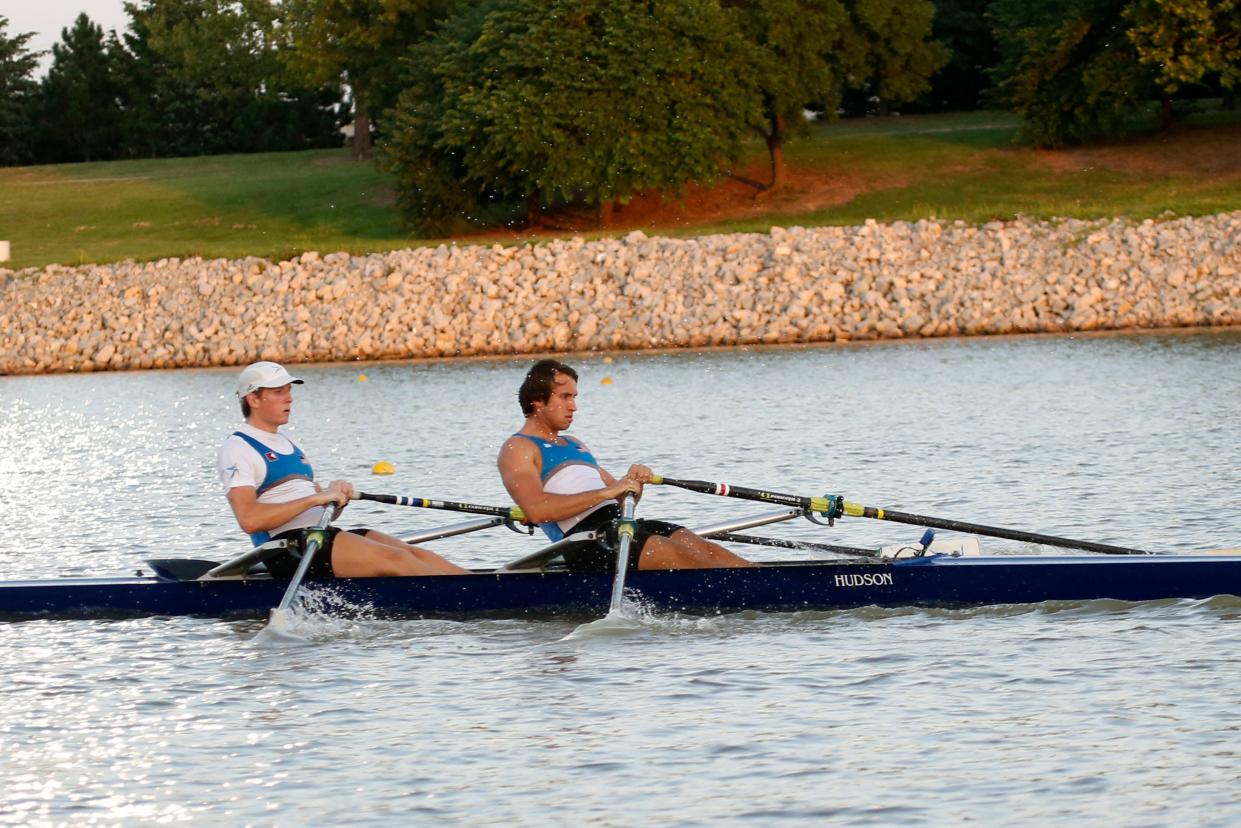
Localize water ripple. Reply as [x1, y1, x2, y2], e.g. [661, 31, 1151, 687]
[1, 331, 1240, 824]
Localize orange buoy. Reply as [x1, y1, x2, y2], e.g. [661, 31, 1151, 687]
[371, 460, 395, 475]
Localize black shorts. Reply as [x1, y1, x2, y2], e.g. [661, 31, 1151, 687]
[559, 504, 683, 574]
[264, 527, 371, 580]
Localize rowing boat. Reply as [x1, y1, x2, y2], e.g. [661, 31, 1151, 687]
[4, 552, 1241, 621]
[5, 480, 1236, 622]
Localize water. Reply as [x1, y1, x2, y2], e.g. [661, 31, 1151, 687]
[1, 330, 1240, 825]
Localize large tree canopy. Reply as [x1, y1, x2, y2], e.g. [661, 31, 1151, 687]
[990, 0, 1154, 147]
[37, 14, 127, 163]
[0, 16, 42, 167]
[722, 0, 852, 189]
[385, 0, 764, 232]
[839, 0, 948, 107]
[925, 0, 998, 111]
[280, 0, 454, 157]
[1124, 0, 1241, 93]
[116, 0, 341, 157]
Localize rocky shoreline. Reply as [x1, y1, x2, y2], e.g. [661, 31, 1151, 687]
[1, 212, 1238, 376]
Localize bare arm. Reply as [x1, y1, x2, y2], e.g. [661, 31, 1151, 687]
[226, 482, 348, 536]
[497, 437, 637, 524]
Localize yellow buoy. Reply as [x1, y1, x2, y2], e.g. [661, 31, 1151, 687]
[371, 460, 395, 475]
[601, 376, 613, 385]
[602, 356, 614, 364]
[357, 374, 368, 382]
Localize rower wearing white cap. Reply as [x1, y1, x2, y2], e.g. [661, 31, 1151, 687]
[216, 361, 467, 579]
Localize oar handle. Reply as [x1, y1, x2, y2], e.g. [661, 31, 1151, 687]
[649, 475, 841, 516]
[358, 492, 527, 523]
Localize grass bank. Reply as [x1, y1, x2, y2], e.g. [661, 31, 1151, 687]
[2, 109, 1239, 270]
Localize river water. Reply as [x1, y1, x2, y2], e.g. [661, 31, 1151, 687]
[2, 330, 1240, 825]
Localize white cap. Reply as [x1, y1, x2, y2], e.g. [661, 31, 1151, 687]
[235, 361, 304, 398]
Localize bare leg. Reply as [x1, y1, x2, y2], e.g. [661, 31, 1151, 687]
[669, 529, 757, 566]
[361, 530, 470, 575]
[636, 529, 756, 570]
[330, 532, 469, 577]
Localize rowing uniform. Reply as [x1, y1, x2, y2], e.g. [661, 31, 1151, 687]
[513, 432, 682, 572]
[217, 425, 364, 578]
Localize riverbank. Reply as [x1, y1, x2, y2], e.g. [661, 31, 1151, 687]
[1, 212, 1238, 376]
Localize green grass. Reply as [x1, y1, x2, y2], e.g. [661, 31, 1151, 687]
[0, 151, 415, 269]
[2, 107, 1239, 269]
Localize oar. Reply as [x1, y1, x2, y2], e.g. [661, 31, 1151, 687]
[608, 493, 639, 614]
[650, 475, 1156, 556]
[709, 532, 881, 558]
[357, 492, 526, 523]
[649, 476, 838, 515]
[264, 505, 335, 632]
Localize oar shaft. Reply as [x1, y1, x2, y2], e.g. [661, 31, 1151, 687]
[608, 494, 638, 613]
[709, 532, 879, 558]
[842, 502, 1153, 556]
[359, 492, 526, 523]
[650, 476, 837, 514]
[654, 474, 1155, 556]
[273, 506, 335, 613]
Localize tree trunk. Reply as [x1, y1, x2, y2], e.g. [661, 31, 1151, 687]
[526, 191, 541, 227]
[1159, 97, 1173, 131]
[766, 113, 786, 190]
[352, 101, 372, 160]
[598, 199, 614, 228]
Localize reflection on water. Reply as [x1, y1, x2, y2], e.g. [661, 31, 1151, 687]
[1, 329, 1240, 824]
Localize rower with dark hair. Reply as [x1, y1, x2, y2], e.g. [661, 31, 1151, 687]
[498, 358, 755, 572]
[217, 361, 468, 579]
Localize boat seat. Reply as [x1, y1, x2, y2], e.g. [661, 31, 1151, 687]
[201, 539, 293, 579]
[145, 539, 293, 582]
[146, 559, 224, 581]
[500, 532, 599, 572]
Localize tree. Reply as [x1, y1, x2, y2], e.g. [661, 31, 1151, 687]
[0, 16, 42, 166]
[37, 14, 127, 162]
[280, 0, 455, 159]
[118, 0, 342, 157]
[925, 0, 998, 111]
[723, 0, 851, 190]
[990, 0, 1154, 147]
[385, 0, 764, 232]
[1125, 0, 1241, 97]
[837, 0, 949, 113]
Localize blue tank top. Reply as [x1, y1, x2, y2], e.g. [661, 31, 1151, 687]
[512, 433, 598, 481]
[232, 431, 314, 545]
[512, 433, 602, 541]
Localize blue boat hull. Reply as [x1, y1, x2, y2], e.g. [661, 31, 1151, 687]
[3, 554, 1241, 621]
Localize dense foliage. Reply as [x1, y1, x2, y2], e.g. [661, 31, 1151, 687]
[0, 16, 42, 166]
[279, 0, 454, 158]
[990, 0, 1153, 147]
[2, 0, 1236, 233]
[384, 0, 764, 231]
[990, 0, 1239, 146]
